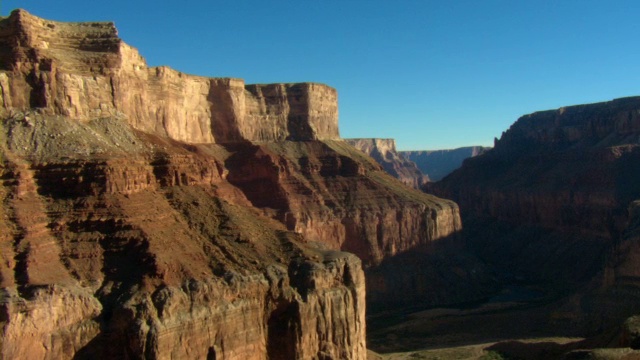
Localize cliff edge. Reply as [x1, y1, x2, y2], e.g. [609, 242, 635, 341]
[0, 9, 339, 143]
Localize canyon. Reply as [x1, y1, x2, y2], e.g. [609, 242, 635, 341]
[3, 7, 640, 360]
[345, 140, 488, 187]
[424, 96, 640, 358]
[402, 146, 487, 182]
[0, 9, 464, 360]
[345, 138, 428, 188]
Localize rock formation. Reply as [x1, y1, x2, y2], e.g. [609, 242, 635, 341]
[223, 140, 460, 267]
[433, 97, 640, 236]
[430, 96, 640, 334]
[0, 9, 340, 144]
[0, 9, 462, 359]
[345, 138, 428, 188]
[0, 114, 368, 360]
[401, 146, 487, 182]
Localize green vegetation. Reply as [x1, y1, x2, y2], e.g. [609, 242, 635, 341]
[479, 351, 509, 360]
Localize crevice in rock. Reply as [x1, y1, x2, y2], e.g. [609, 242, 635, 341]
[266, 299, 300, 360]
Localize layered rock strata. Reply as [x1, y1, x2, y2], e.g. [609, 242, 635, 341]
[401, 146, 487, 182]
[433, 97, 640, 237]
[345, 138, 428, 188]
[430, 96, 640, 333]
[0, 9, 463, 359]
[0, 113, 367, 360]
[0, 9, 339, 143]
[223, 140, 460, 266]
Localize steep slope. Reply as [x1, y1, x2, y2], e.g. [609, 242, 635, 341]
[0, 113, 367, 360]
[402, 146, 487, 182]
[430, 96, 640, 332]
[345, 138, 428, 189]
[0, 9, 464, 359]
[224, 140, 459, 266]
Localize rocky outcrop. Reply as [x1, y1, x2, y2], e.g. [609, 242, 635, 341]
[401, 146, 487, 182]
[0, 9, 339, 143]
[345, 138, 428, 188]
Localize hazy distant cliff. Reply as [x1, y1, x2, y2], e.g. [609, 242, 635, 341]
[401, 146, 487, 181]
[345, 138, 428, 188]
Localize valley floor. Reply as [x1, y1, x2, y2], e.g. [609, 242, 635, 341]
[366, 287, 634, 360]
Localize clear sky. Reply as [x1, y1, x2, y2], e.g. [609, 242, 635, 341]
[4, 1, 640, 150]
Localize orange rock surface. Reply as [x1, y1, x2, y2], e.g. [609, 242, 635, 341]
[0, 9, 460, 359]
[0, 9, 339, 144]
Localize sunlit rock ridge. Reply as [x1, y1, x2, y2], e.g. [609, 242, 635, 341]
[0, 9, 339, 143]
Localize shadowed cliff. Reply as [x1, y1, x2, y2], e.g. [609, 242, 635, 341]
[430, 96, 640, 337]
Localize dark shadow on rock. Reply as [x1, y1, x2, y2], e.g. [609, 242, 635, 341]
[365, 232, 500, 314]
[485, 330, 624, 360]
[72, 332, 107, 360]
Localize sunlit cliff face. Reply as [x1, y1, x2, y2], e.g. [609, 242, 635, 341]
[0, 9, 462, 359]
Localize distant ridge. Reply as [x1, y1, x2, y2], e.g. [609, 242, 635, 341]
[401, 146, 488, 181]
[345, 138, 428, 188]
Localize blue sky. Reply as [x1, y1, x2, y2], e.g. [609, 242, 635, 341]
[5, 1, 640, 150]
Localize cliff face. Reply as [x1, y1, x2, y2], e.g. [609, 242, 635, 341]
[401, 146, 487, 182]
[580, 200, 640, 332]
[433, 97, 640, 238]
[345, 138, 428, 189]
[0, 9, 463, 359]
[224, 140, 460, 267]
[0, 114, 367, 360]
[0, 9, 339, 143]
[430, 96, 640, 329]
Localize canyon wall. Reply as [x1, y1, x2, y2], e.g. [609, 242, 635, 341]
[224, 140, 460, 266]
[0, 9, 465, 359]
[345, 138, 428, 188]
[0, 9, 339, 143]
[433, 97, 640, 237]
[0, 114, 366, 360]
[430, 96, 640, 333]
[401, 146, 487, 182]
